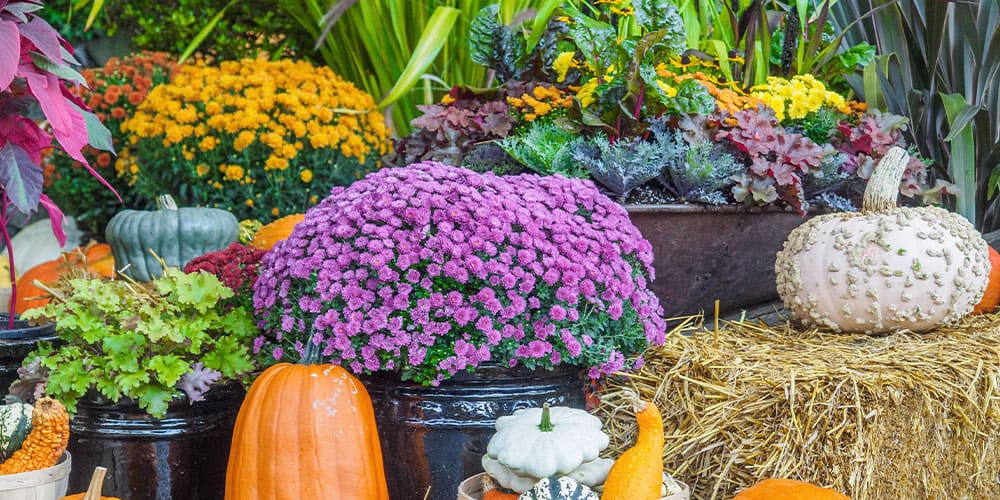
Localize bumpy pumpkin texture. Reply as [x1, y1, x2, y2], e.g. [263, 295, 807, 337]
[13, 243, 115, 314]
[249, 214, 305, 251]
[601, 397, 664, 500]
[775, 147, 990, 333]
[972, 246, 1000, 314]
[224, 343, 388, 499]
[518, 476, 600, 500]
[0, 397, 69, 475]
[106, 195, 238, 282]
[733, 478, 850, 499]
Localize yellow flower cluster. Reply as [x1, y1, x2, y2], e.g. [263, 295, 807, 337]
[507, 85, 573, 122]
[552, 51, 584, 83]
[121, 59, 392, 222]
[750, 75, 847, 121]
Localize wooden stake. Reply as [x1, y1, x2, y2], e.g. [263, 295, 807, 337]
[84, 467, 107, 500]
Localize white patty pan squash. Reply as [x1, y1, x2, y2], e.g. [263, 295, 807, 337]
[483, 455, 615, 493]
[775, 147, 990, 333]
[486, 404, 610, 479]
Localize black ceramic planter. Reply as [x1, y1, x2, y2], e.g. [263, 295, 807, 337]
[0, 313, 56, 394]
[67, 382, 245, 500]
[361, 363, 587, 500]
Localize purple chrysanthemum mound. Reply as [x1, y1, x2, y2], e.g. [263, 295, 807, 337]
[253, 162, 666, 385]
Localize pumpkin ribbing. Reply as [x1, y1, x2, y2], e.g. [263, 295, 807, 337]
[733, 478, 850, 499]
[0, 397, 69, 475]
[972, 246, 1000, 314]
[225, 342, 388, 499]
[601, 397, 663, 500]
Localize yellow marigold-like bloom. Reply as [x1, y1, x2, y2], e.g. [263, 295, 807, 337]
[224, 164, 244, 181]
[234, 130, 256, 151]
[199, 136, 217, 152]
[656, 80, 678, 98]
[440, 94, 456, 105]
[300, 169, 313, 183]
[552, 51, 578, 83]
[271, 207, 280, 216]
[196, 164, 210, 177]
[265, 156, 289, 171]
[576, 79, 600, 108]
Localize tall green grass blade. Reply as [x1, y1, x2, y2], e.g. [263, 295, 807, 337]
[379, 6, 461, 108]
[84, 0, 103, 31]
[941, 92, 979, 224]
[178, 0, 238, 64]
[525, 0, 564, 54]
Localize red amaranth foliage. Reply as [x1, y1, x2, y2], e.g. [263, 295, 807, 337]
[184, 243, 266, 296]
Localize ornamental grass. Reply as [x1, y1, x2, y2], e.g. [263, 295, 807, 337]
[122, 59, 392, 222]
[599, 314, 1000, 499]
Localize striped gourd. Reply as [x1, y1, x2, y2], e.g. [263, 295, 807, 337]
[517, 477, 599, 500]
[0, 402, 32, 461]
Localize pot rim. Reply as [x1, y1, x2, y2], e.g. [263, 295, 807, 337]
[623, 203, 829, 215]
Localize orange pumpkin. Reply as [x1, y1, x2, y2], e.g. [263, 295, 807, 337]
[733, 478, 850, 500]
[482, 489, 519, 500]
[249, 214, 305, 251]
[60, 495, 121, 500]
[225, 342, 388, 499]
[13, 243, 115, 314]
[972, 246, 1000, 314]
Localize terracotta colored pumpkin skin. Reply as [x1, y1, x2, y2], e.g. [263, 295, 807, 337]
[776, 148, 990, 333]
[224, 348, 388, 500]
[733, 478, 850, 500]
[250, 214, 305, 251]
[972, 246, 1000, 314]
[601, 399, 664, 500]
[60, 495, 121, 500]
[13, 244, 115, 314]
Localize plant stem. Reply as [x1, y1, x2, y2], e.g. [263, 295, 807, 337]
[0, 195, 16, 329]
[537, 402, 554, 432]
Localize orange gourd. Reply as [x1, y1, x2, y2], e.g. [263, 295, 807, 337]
[60, 495, 121, 500]
[733, 478, 850, 499]
[0, 397, 69, 475]
[13, 243, 115, 314]
[225, 342, 388, 499]
[601, 395, 663, 500]
[483, 489, 519, 500]
[250, 214, 305, 251]
[973, 246, 1000, 314]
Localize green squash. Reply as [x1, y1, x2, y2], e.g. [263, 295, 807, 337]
[0, 402, 32, 460]
[518, 476, 599, 500]
[106, 195, 239, 281]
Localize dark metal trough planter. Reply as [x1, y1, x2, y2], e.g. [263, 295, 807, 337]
[625, 204, 818, 317]
[0, 314, 56, 394]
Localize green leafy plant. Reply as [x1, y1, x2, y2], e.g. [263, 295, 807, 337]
[498, 121, 584, 177]
[22, 268, 256, 417]
[832, 0, 1000, 230]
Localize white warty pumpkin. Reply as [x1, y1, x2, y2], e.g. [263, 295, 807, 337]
[775, 147, 990, 333]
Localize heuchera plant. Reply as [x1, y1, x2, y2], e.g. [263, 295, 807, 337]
[0, 0, 115, 324]
[254, 163, 666, 385]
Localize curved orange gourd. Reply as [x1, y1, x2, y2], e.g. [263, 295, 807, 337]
[482, 489, 519, 500]
[225, 343, 388, 499]
[601, 397, 663, 500]
[250, 214, 305, 251]
[0, 397, 70, 475]
[13, 243, 115, 314]
[60, 495, 121, 500]
[733, 478, 850, 500]
[972, 246, 1000, 314]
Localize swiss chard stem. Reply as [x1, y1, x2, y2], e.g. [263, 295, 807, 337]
[538, 403, 554, 432]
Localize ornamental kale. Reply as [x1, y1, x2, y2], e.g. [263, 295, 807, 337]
[253, 163, 666, 385]
[570, 121, 681, 199]
[498, 121, 586, 178]
[660, 141, 743, 205]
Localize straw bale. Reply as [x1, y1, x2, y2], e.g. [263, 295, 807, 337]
[599, 314, 1000, 499]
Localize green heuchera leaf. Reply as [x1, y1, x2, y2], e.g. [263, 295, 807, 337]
[22, 268, 255, 419]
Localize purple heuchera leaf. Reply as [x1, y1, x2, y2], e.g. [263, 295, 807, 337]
[178, 362, 221, 404]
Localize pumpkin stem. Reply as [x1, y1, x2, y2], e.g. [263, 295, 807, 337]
[300, 340, 322, 365]
[538, 403, 554, 432]
[156, 194, 179, 211]
[861, 146, 909, 214]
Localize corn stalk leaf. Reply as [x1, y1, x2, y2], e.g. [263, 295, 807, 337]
[84, 0, 103, 31]
[178, 0, 238, 64]
[941, 92, 978, 223]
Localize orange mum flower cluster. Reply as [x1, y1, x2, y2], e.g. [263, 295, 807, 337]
[656, 62, 763, 114]
[506, 85, 574, 122]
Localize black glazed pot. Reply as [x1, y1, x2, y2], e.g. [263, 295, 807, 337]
[0, 313, 55, 394]
[360, 363, 587, 500]
[67, 381, 245, 500]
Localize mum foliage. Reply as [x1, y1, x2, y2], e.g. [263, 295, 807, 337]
[122, 59, 392, 222]
[253, 163, 666, 385]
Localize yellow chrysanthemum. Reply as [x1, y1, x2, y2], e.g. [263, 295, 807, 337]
[300, 169, 313, 183]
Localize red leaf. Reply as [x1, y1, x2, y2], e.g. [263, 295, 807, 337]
[18, 17, 61, 62]
[0, 20, 19, 90]
[0, 115, 50, 164]
[38, 194, 66, 247]
[21, 64, 88, 162]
